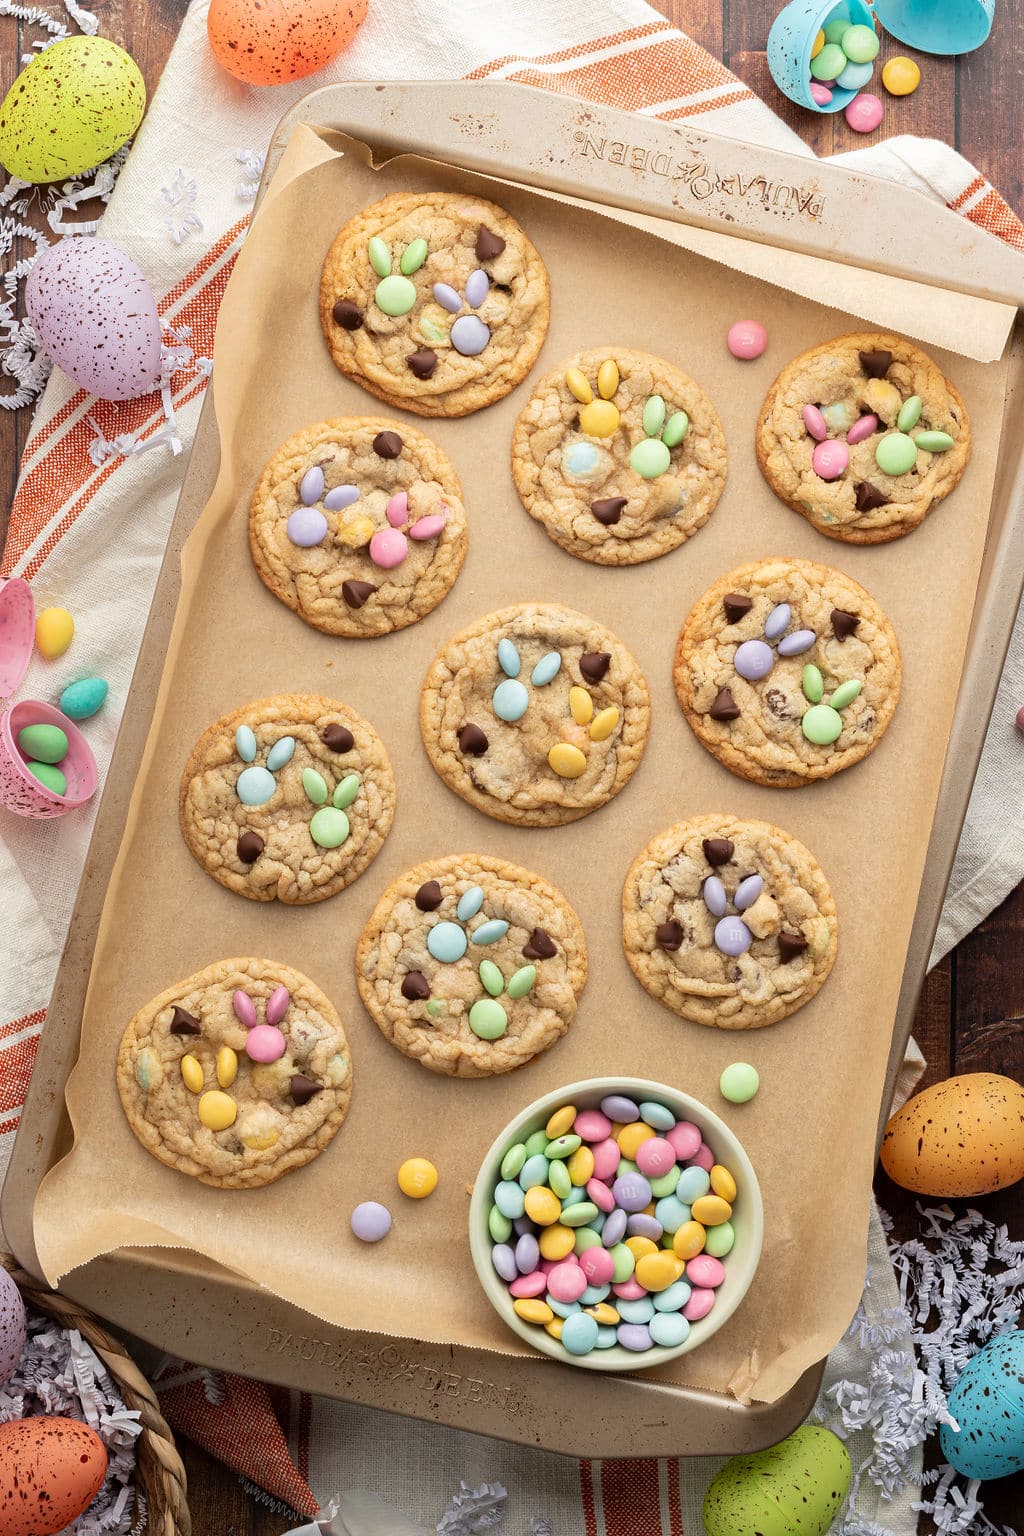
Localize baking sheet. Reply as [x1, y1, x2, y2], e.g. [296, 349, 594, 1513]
[34, 126, 1011, 1406]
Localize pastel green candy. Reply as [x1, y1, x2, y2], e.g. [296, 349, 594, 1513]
[617, 1157, 638, 1178]
[830, 679, 862, 709]
[549, 1160, 572, 1198]
[309, 807, 349, 848]
[704, 1220, 736, 1258]
[823, 16, 851, 42]
[375, 274, 417, 316]
[720, 1060, 759, 1103]
[642, 394, 666, 436]
[400, 238, 428, 275]
[368, 236, 391, 277]
[842, 22, 879, 61]
[28, 759, 66, 793]
[914, 430, 955, 452]
[332, 773, 360, 810]
[662, 410, 689, 448]
[266, 736, 295, 772]
[302, 768, 328, 805]
[17, 723, 68, 764]
[897, 394, 922, 432]
[810, 42, 846, 80]
[494, 1180, 526, 1218]
[479, 959, 504, 997]
[546, 1134, 582, 1159]
[572, 1228, 603, 1255]
[469, 998, 507, 1039]
[506, 964, 536, 1000]
[610, 1243, 635, 1282]
[802, 703, 843, 745]
[488, 1204, 512, 1243]
[421, 317, 448, 344]
[630, 438, 671, 479]
[802, 664, 824, 703]
[519, 1154, 550, 1191]
[649, 1164, 680, 1198]
[59, 677, 108, 720]
[135, 1046, 160, 1092]
[501, 1142, 527, 1180]
[524, 1129, 550, 1157]
[875, 431, 918, 476]
[426, 999, 445, 1017]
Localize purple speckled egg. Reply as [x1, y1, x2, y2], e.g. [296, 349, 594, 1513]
[26, 238, 162, 401]
[0, 1267, 26, 1385]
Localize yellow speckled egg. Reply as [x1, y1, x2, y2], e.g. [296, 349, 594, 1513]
[207, 0, 368, 86]
[0, 1416, 107, 1536]
[0, 38, 145, 185]
[881, 1073, 1024, 1197]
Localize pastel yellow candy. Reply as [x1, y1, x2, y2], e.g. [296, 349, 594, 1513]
[544, 1317, 564, 1340]
[585, 1302, 620, 1325]
[569, 686, 593, 726]
[179, 1054, 204, 1094]
[336, 514, 375, 549]
[673, 1220, 707, 1260]
[635, 1251, 680, 1293]
[579, 398, 620, 437]
[862, 378, 902, 422]
[546, 1104, 577, 1138]
[524, 1185, 561, 1225]
[539, 1224, 576, 1260]
[810, 27, 825, 58]
[548, 743, 587, 779]
[589, 707, 619, 742]
[514, 1297, 554, 1325]
[691, 1194, 733, 1226]
[216, 1046, 238, 1089]
[567, 1145, 594, 1186]
[34, 607, 74, 659]
[625, 1235, 658, 1261]
[617, 1121, 655, 1158]
[197, 1090, 237, 1131]
[565, 367, 593, 404]
[398, 1156, 438, 1198]
[241, 1126, 279, 1150]
[710, 1164, 737, 1203]
[882, 55, 920, 96]
[597, 359, 619, 399]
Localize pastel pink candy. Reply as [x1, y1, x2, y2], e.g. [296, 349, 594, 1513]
[409, 513, 445, 540]
[683, 1287, 716, 1321]
[809, 82, 833, 105]
[686, 1255, 726, 1289]
[591, 1138, 621, 1180]
[574, 1109, 612, 1142]
[666, 1122, 701, 1161]
[233, 990, 257, 1029]
[539, 1258, 559, 1275]
[846, 413, 878, 445]
[580, 1246, 615, 1286]
[845, 92, 884, 133]
[802, 404, 827, 441]
[510, 1271, 546, 1298]
[586, 1178, 615, 1213]
[548, 1262, 588, 1303]
[369, 527, 408, 568]
[266, 985, 290, 1026]
[612, 1278, 647, 1300]
[245, 1024, 286, 1063]
[385, 492, 408, 528]
[635, 1137, 676, 1178]
[812, 439, 849, 480]
[691, 1143, 715, 1173]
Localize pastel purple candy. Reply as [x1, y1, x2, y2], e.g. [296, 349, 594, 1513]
[324, 484, 360, 511]
[612, 1173, 652, 1212]
[266, 985, 290, 1025]
[617, 1323, 653, 1351]
[300, 466, 325, 505]
[513, 1215, 534, 1236]
[433, 282, 462, 312]
[626, 1213, 663, 1241]
[286, 508, 328, 547]
[492, 1243, 518, 1282]
[734, 875, 764, 911]
[715, 916, 752, 957]
[351, 1201, 392, 1242]
[601, 1094, 639, 1121]
[515, 1233, 540, 1273]
[601, 1208, 628, 1247]
[465, 268, 489, 308]
[703, 875, 727, 917]
[451, 315, 490, 355]
[734, 639, 773, 680]
[846, 413, 878, 445]
[778, 629, 816, 656]
[764, 603, 790, 641]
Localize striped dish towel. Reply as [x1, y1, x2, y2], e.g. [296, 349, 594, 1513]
[1, 1, 1020, 1530]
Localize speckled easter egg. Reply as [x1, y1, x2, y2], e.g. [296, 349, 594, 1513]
[0, 37, 145, 184]
[880, 1073, 1024, 1197]
[0, 1268, 26, 1385]
[703, 1425, 851, 1536]
[26, 238, 162, 401]
[940, 1330, 1024, 1479]
[0, 1416, 107, 1535]
[207, 0, 368, 85]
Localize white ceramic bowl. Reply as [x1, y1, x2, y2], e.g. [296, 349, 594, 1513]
[469, 1077, 764, 1372]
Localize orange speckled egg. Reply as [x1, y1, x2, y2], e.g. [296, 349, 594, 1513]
[0, 1416, 107, 1536]
[207, 0, 368, 86]
[881, 1072, 1024, 1197]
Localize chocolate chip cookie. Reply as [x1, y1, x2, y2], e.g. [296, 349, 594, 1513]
[249, 417, 467, 637]
[117, 957, 353, 1188]
[623, 815, 838, 1030]
[179, 694, 395, 902]
[420, 603, 651, 826]
[756, 333, 970, 543]
[511, 347, 727, 564]
[674, 558, 901, 787]
[319, 192, 550, 416]
[356, 854, 587, 1077]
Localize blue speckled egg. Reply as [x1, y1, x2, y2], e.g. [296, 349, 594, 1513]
[940, 1330, 1024, 1480]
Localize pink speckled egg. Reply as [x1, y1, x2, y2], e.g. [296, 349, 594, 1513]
[25, 239, 162, 402]
[207, 0, 368, 86]
[0, 1268, 26, 1385]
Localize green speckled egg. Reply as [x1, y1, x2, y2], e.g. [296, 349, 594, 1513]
[703, 1425, 851, 1536]
[0, 37, 145, 184]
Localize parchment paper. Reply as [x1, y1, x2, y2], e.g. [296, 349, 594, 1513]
[34, 125, 1013, 1405]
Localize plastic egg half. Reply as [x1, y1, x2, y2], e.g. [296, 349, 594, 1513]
[940, 1330, 1024, 1480]
[0, 37, 145, 184]
[880, 1072, 1024, 1197]
[207, 0, 368, 85]
[703, 1424, 851, 1536]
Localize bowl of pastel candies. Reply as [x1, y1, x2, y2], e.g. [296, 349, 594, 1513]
[470, 1078, 763, 1370]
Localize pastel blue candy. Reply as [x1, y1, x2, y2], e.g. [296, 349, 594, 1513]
[655, 1196, 691, 1233]
[703, 875, 727, 916]
[734, 874, 764, 911]
[324, 484, 360, 511]
[764, 603, 791, 641]
[518, 1153, 551, 1190]
[515, 1234, 539, 1273]
[639, 1101, 676, 1131]
[562, 1186, 587, 1207]
[561, 1312, 599, 1356]
[465, 268, 490, 307]
[59, 677, 108, 720]
[649, 1312, 690, 1348]
[492, 1243, 517, 1282]
[300, 466, 324, 505]
[589, 1210, 606, 1234]
[546, 1296, 582, 1319]
[562, 441, 603, 481]
[595, 1326, 618, 1349]
[617, 1297, 655, 1324]
[457, 885, 484, 920]
[426, 921, 467, 962]
[451, 315, 490, 355]
[778, 629, 816, 656]
[601, 1094, 639, 1121]
[601, 1208, 627, 1246]
[433, 282, 462, 312]
[236, 765, 276, 805]
[617, 1323, 653, 1352]
[266, 736, 295, 771]
[492, 679, 529, 722]
[497, 638, 521, 677]
[531, 651, 561, 686]
[626, 1214, 663, 1241]
[235, 725, 257, 762]
[494, 1180, 526, 1219]
[581, 1283, 610, 1304]
[836, 59, 874, 89]
[677, 1167, 711, 1202]
[471, 919, 510, 945]
[286, 507, 328, 547]
[653, 1279, 692, 1312]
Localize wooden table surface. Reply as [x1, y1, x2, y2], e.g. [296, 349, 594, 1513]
[2, 2, 1021, 1530]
